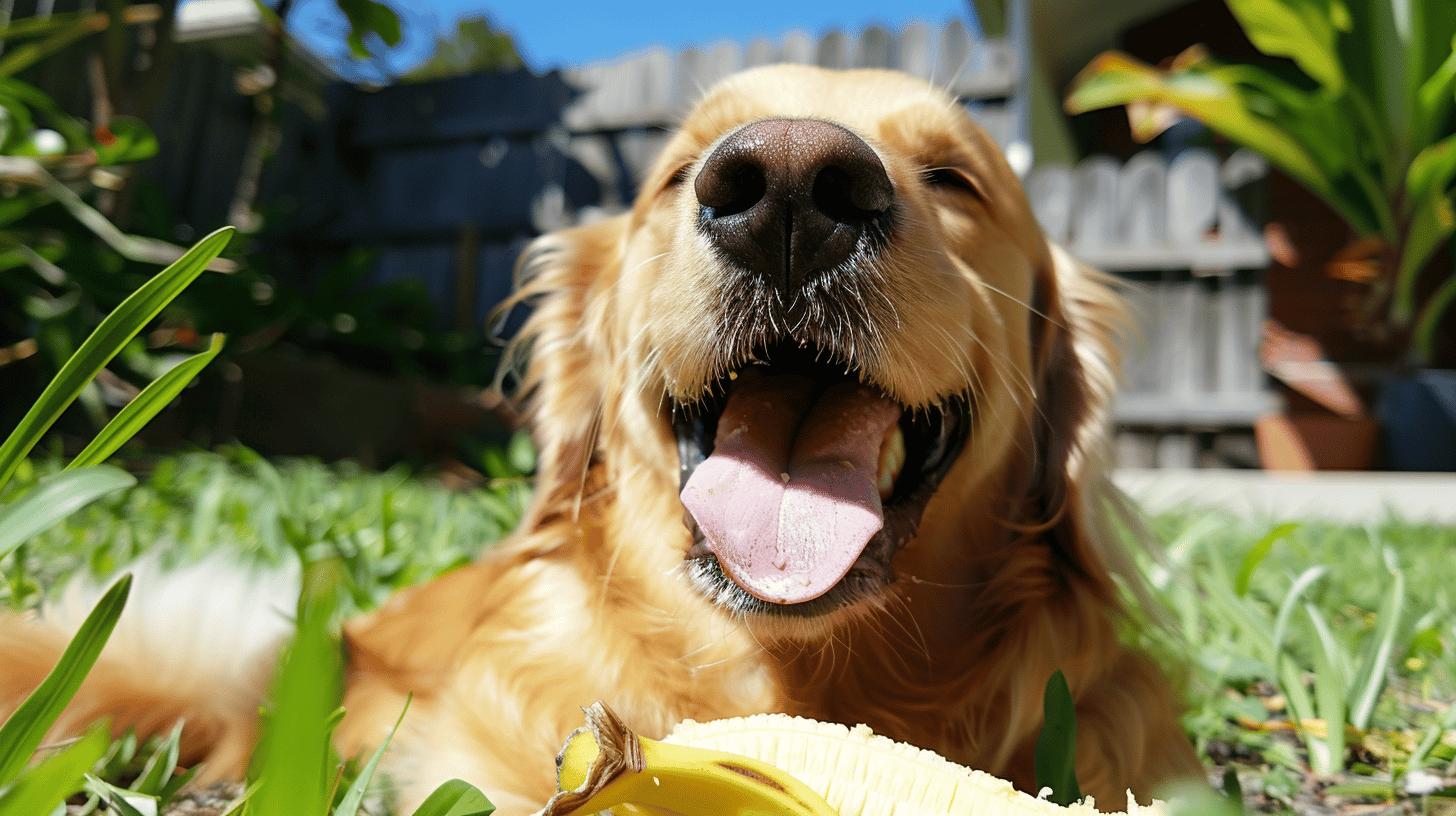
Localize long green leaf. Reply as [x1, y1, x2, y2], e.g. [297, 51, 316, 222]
[0, 573, 131, 787]
[1392, 190, 1456, 327]
[1305, 603, 1349, 775]
[0, 465, 134, 564]
[1415, 41, 1456, 152]
[0, 227, 233, 492]
[1273, 565, 1328, 655]
[333, 695, 412, 816]
[0, 10, 96, 41]
[131, 719, 185, 797]
[0, 727, 108, 816]
[0, 16, 98, 78]
[247, 560, 343, 816]
[1234, 522, 1298, 597]
[1347, 551, 1404, 731]
[1225, 0, 1347, 90]
[1034, 670, 1081, 806]
[67, 334, 226, 470]
[409, 779, 496, 816]
[1412, 275, 1456, 365]
[1407, 134, 1456, 209]
[82, 774, 153, 816]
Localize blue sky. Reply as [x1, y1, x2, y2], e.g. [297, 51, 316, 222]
[285, 0, 974, 73]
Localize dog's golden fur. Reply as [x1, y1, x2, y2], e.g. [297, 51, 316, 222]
[1, 65, 1200, 813]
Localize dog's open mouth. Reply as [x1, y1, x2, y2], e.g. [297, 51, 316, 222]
[671, 342, 969, 615]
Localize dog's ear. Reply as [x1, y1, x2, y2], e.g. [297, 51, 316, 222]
[1026, 242, 1132, 599]
[499, 215, 628, 520]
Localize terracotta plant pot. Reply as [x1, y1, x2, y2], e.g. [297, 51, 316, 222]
[1255, 413, 1380, 471]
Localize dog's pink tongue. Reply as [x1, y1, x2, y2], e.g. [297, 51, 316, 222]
[681, 373, 901, 604]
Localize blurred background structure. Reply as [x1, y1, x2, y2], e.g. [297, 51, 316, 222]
[0, 0, 1452, 471]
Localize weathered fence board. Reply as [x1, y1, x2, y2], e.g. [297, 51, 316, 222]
[1027, 150, 1276, 431]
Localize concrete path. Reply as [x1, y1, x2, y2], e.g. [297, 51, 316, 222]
[1114, 469, 1456, 524]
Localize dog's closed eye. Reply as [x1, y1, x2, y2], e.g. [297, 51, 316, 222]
[923, 167, 985, 201]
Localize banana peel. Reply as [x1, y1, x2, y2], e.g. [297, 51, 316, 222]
[538, 702, 1167, 815]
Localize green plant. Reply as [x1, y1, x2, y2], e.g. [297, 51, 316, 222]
[1066, 0, 1456, 363]
[0, 230, 230, 811]
[1034, 670, 1082, 806]
[1128, 511, 1456, 811]
[0, 225, 499, 813]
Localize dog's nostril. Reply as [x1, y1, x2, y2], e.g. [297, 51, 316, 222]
[697, 160, 767, 218]
[812, 165, 891, 223]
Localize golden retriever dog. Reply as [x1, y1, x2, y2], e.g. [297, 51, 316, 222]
[1, 65, 1200, 813]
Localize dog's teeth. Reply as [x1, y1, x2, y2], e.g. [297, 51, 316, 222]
[876, 425, 905, 499]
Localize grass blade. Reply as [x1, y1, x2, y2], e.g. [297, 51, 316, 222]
[0, 465, 135, 563]
[1306, 603, 1349, 775]
[1273, 565, 1328, 654]
[67, 334, 226, 470]
[82, 774, 154, 816]
[0, 227, 233, 492]
[333, 695, 412, 816]
[1034, 669, 1081, 805]
[1234, 522, 1298, 597]
[1220, 767, 1244, 811]
[409, 779, 496, 816]
[0, 573, 130, 787]
[0, 727, 108, 816]
[247, 560, 343, 816]
[1347, 550, 1405, 731]
[131, 720, 184, 797]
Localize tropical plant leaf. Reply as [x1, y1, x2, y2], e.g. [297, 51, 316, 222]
[67, 334, 226, 470]
[1414, 40, 1456, 150]
[0, 727, 108, 816]
[0, 227, 233, 491]
[409, 779, 496, 816]
[0, 465, 135, 564]
[0, 574, 130, 787]
[1034, 670, 1081, 805]
[1412, 275, 1456, 366]
[1065, 52, 1378, 234]
[1392, 189, 1456, 326]
[1225, 0, 1348, 90]
[1407, 133, 1456, 207]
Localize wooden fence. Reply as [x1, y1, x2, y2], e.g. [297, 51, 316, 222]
[560, 20, 1018, 210]
[319, 19, 1022, 333]
[1028, 150, 1277, 466]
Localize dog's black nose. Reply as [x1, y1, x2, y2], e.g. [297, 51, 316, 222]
[695, 118, 893, 294]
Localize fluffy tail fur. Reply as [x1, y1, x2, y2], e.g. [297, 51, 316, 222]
[0, 558, 297, 778]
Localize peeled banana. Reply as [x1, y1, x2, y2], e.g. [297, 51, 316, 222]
[538, 702, 1166, 815]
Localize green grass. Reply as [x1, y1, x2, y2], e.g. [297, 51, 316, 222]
[0, 447, 530, 614]
[1135, 512, 1456, 812]
[4, 453, 1455, 813]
